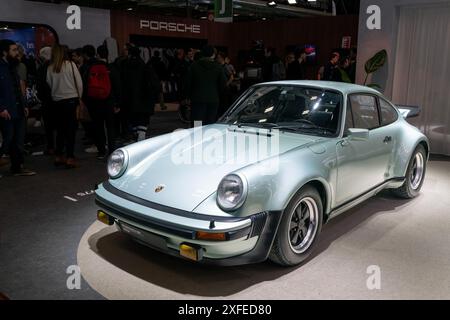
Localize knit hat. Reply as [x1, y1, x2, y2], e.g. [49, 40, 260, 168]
[39, 46, 52, 61]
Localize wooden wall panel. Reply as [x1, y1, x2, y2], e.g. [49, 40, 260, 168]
[111, 10, 358, 75]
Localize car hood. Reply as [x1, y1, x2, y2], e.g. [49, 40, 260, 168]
[110, 124, 319, 212]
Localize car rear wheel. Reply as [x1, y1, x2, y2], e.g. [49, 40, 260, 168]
[393, 145, 427, 199]
[269, 186, 323, 267]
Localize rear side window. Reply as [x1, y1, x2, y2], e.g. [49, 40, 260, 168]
[379, 98, 399, 126]
[349, 95, 380, 130]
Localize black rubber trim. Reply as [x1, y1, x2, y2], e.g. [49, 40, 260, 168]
[96, 195, 254, 241]
[96, 197, 196, 239]
[102, 181, 248, 223]
[117, 210, 283, 266]
[328, 177, 406, 214]
[200, 210, 283, 266]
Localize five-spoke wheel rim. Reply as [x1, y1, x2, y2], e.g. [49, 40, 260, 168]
[410, 152, 424, 190]
[288, 197, 319, 254]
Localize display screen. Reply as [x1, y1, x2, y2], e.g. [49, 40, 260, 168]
[0, 27, 36, 57]
[304, 44, 317, 64]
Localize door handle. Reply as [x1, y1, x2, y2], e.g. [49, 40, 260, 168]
[383, 136, 392, 143]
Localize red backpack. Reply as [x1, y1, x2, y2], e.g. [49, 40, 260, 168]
[87, 63, 112, 100]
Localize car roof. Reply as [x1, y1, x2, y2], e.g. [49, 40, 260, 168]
[258, 80, 382, 96]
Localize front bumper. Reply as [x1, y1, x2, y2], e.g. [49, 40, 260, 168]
[95, 182, 283, 266]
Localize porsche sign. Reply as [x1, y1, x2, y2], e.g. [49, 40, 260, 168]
[140, 20, 201, 34]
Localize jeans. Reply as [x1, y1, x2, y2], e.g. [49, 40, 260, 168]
[54, 98, 78, 159]
[0, 117, 26, 172]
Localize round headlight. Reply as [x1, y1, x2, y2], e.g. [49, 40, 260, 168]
[217, 174, 247, 211]
[107, 149, 127, 179]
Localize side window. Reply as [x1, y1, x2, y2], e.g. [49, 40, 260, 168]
[344, 101, 354, 132]
[349, 95, 380, 130]
[379, 98, 399, 126]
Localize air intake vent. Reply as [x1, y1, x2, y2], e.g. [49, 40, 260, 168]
[250, 212, 267, 237]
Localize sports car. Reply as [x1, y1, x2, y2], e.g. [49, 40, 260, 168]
[94, 81, 429, 266]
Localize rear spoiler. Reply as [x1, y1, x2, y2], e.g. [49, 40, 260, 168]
[396, 105, 421, 119]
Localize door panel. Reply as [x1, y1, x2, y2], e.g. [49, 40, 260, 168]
[336, 129, 393, 205]
[335, 94, 394, 206]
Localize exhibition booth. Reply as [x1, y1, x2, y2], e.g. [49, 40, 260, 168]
[0, 0, 450, 303]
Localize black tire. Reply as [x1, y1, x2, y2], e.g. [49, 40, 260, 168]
[269, 186, 323, 267]
[393, 145, 427, 199]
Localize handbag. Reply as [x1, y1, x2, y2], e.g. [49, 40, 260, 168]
[70, 61, 91, 122]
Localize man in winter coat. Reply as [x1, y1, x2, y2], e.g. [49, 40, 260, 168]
[186, 45, 226, 126]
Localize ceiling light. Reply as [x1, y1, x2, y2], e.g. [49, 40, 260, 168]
[267, 1, 277, 7]
[287, 0, 297, 4]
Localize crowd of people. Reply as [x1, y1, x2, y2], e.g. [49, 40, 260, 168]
[0, 40, 238, 177]
[261, 47, 357, 83]
[0, 38, 355, 178]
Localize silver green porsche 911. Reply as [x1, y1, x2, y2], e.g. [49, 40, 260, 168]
[95, 81, 429, 267]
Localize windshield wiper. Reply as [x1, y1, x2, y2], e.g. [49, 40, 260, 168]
[273, 124, 335, 136]
[234, 122, 279, 129]
[293, 119, 317, 126]
[230, 122, 335, 136]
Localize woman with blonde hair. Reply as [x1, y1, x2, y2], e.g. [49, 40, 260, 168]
[46, 43, 83, 168]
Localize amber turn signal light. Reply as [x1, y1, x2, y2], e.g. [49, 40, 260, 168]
[195, 231, 227, 241]
[180, 244, 202, 261]
[97, 210, 114, 226]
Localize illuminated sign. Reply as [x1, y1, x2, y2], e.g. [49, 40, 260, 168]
[140, 20, 201, 34]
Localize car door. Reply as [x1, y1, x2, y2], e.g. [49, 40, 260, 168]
[335, 94, 394, 206]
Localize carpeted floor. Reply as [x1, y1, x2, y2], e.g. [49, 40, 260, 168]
[76, 157, 450, 300]
[1, 111, 449, 299]
[0, 110, 185, 300]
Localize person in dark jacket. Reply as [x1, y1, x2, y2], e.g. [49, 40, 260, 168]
[122, 46, 159, 141]
[186, 45, 226, 126]
[150, 50, 167, 111]
[286, 50, 307, 80]
[80, 45, 98, 152]
[216, 52, 234, 119]
[262, 48, 280, 82]
[0, 39, 36, 175]
[173, 48, 191, 120]
[114, 43, 133, 141]
[173, 48, 190, 103]
[322, 52, 341, 82]
[84, 44, 121, 159]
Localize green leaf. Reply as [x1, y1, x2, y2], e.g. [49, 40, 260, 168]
[338, 68, 352, 83]
[364, 49, 387, 75]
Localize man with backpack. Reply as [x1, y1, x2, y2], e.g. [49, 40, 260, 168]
[82, 44, 118, 159]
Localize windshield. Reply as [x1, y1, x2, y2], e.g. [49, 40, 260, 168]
[220, 85, 343, 137]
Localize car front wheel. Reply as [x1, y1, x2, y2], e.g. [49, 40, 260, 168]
[393, 145, 427, 199]
[269, 186, 323, 267]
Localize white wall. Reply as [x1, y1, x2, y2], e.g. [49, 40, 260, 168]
[356, 0, 450, 98]
[0, 0, 110, 49]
